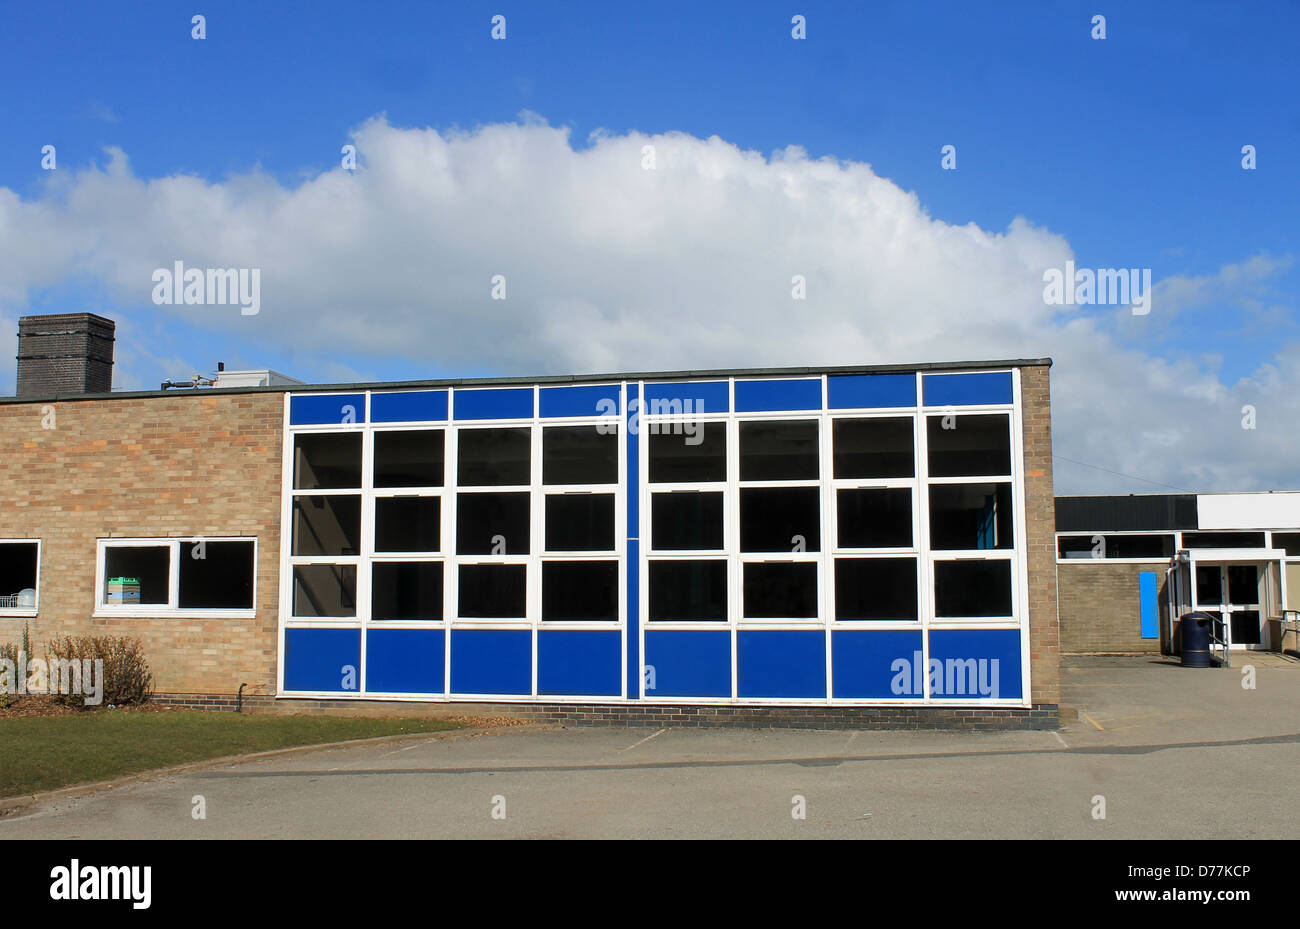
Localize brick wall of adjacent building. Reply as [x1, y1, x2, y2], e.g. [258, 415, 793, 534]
[0, 390, 284, 695]
[1058, 561, 1166, 654]
[1020, 364, 1060, 706]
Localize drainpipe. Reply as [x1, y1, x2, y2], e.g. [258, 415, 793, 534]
[237, 682, 247, 714]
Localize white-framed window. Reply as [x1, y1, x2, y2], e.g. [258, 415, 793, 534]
[282, 388, 628, 629]
[645, 417, 730, 623]
[736, 415, 823, 623]
[452, 422, 534, 623]
[539, 421, 621, 624]
[0, 539, 41, 616]
[288, 427, 363, 620]
[923, 410, 1017, 623]
[1055, 531, 1177, 563]
[371, 426, 446, 623]
[94, 537, 256, 617]
[638, 376, 1025, 630]
[828, 413, 921, 624]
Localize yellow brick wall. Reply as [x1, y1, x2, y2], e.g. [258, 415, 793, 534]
[1020, 364, 1061, 705]
[1058, 561, 1167, 654]
[0, 391, 284, 695]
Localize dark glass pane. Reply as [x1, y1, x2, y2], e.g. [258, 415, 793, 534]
[1195, 565, 1222, 605]
[648, 560, 726, 621]
[375, 497, 440, 552]
[1230, 610, 1262, 645]
[178, 541, 255, 609]
[542, 426, 618, 485]
[1271, 532, 1300, 556]
[740, 487, 821, 552]
[456, 493, 529, 555]
[1057, 534, 1175, 560]
[743, 562, 817, 618]
[0, 543, 39, 602]
[929, 483, 1013, 550]
[294, 433, 362, 489]
[292, 564, 357, 617]
[933, 560, 1013, 617]
[545, 494, 615, 551]
[293, 495, 362, 556]
[104, 546, 170, 605]
[739, 420, 819, 481]
[542, 561, 618, 621]
[372, 562, 443, 620]
[833, 417, 914, 479]
[1182, 532, 1267, 549]
[458, 564, 526, 618]
[374, 430, 444, 487]
[651, 492, 724, 551]
[648, 423, 726, 483]
[457, 428, 531, 486]
[835, 557, 918, 620]
[837, 488, 912, 548]
[1227, 565, 1258, 604]
[927, 414, 1011, 477]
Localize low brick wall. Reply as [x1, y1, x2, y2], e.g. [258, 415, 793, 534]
[150, 693, 1059, 730]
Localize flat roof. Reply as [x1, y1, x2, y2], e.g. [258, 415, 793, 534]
[0, 356, 1052, 406]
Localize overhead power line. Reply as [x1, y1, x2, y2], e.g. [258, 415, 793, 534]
[1052, 454, 1194, 493]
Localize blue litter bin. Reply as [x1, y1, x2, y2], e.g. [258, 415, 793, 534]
[1179, 612, 1213, 667]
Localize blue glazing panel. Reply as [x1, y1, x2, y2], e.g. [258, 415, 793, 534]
[642, 381, 729, 415]
[922, 372, 1013, 407]
[449, 629, 532, 695]
[927, 629, 1022, 700]
[284, 628, 361, 693]
[626, 383, 641, 698]
[453, 387, 534, 421]
[289, 394, 366, 426]
[734, 378, 822, 412]
[1139, 571, 1158, 638]
[737, 630, 826, 699]
[371, 390, 448, 423]
[827, 373, 916, 409]
[643, 630, 731, 698]
[538, 631, 622, 696]
[831, 630, 924, 699]
[365, 628, 445, 694]
[540, 384, 621, 419]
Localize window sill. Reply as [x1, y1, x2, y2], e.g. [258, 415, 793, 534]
[0, 610, 38, 619]
[93, 609, 257, 620]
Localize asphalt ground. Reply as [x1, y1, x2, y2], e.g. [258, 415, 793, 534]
[2, 657, 1296, 839]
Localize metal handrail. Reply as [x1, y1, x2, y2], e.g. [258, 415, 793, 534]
[1281, 610, 1300, 658]
[1207, 614, 1230, 668]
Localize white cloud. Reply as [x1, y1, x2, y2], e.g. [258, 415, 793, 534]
[0, 114, 1295, 493]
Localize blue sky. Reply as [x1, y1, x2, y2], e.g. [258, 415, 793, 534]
[1, 0, 1297, 491]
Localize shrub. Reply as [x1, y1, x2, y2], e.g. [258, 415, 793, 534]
[45, 635, 154, 707]
[0, 623, 30, 709]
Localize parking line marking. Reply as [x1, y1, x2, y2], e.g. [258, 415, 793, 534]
[620, 729, 667, 752]
[1081, 711, 1106, 731]
[1052, 731, 1069, 748]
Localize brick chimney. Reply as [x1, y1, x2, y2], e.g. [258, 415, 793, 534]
[15, 313, 115, 396]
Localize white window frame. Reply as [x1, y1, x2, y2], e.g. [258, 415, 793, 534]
[93, 537, 257, 618]
[0, 538, 42, 617]
[1054, 530, 1178, 564]
[642, 410, 732, 626]
[827, 411, 922, 627]
[922, 409, 1020, 627]
[734, 413, 825, 625]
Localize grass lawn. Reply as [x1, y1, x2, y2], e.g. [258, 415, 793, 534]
[0, 711, 469, 799]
